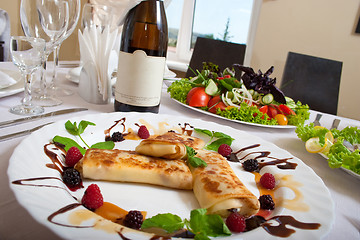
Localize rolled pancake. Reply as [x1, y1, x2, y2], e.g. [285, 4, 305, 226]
[135, 131, 205, 160]
[75, 148, 193, 190]
[190, 149, 259, 217]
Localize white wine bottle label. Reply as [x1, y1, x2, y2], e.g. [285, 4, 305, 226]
[115, 50, 166, 107]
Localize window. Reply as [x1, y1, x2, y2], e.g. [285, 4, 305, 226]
[165, 0, 262, 71]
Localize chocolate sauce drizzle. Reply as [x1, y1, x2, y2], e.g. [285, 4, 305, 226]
[229, 144, 298, 170]
[105, 118, 126, 141]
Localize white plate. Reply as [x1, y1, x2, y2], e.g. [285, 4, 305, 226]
[319, 153, 360, 179]
[0, 69, 23, 98]
[171, 98, 296, 129]
[8, 112, 334, 240]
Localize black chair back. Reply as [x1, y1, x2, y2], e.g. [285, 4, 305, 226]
[185, 37, 246, 77]
[280, 52, 342, 115]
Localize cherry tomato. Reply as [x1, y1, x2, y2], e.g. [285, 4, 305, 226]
[258, 105, 270, 120]
[278, 104, 296, 115]
[275, 114, 288, 125]
[207, 95, 227, 113]
[259, 105, 268, 114]
[267, 105, 278, 119]
[187, 87, 211, 107]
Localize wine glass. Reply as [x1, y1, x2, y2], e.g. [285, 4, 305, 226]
[20, 0, 69, 107]
[9, 36, 46, 115]
[50, 0, 80, 96]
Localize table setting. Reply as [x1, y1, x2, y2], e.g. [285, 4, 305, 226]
[0, 1, 359, 240]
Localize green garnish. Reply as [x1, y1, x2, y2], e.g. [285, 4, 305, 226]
[194, 128, 234, 151]
[186, 146, 207, 168]
[141, 209, 231, 240]
[53, 120, 114, 152]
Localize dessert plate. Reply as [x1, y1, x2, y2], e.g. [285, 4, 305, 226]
[8, 112, 334, 239]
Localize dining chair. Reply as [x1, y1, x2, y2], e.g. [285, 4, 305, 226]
[185, 37, 246, 78]
[0, 9, 10, 61]
[280, 51, 343, 115]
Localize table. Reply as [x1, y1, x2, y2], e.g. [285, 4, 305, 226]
[0, 62, 359, 240]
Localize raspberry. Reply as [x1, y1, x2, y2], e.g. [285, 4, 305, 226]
[259, 194, 275, 210]
[225, 212, 246, 232]
[81, 184, 103, 210]
[242, 159, 259, 172]
[138, 125, 150, 139]
[111, 132, 124, 142]
[218, 144, 232, 157]
[260, 173, 276, 189]
[65, 147, 83, 167]
[62, 168, 82, 189]
[123, 210, 143, 229]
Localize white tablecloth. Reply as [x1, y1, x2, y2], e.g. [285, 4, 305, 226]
[0, 62, 359, 240]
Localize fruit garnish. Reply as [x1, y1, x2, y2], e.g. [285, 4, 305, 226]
[260, 173, 276, 189]
[305, 137, 332, 154]
[259, 194, 275, 210]
[81, 184, 104, 210]
[242, 159, 259, 172]
[225, 212, 246, 233]
[124, 210, 144, 229]
[218, 143, 232, 157]
[65, 146, 83, 167]
[138, 125, 150, 139]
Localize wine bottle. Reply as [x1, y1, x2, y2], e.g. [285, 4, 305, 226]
[114, 0, 168, 113]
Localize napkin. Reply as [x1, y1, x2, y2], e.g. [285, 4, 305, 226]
[0, 9, 10, 61]
[78, 24, 118, 102]
[0, 69, 17, 89]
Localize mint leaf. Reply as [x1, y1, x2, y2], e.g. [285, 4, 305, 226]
[205, 138, 234, 151]
[65, 120, 78, 135]
[91, 141, 115, 150]
[141, 213, 184, 233]
[53, 135, 86, 155]
[212, 132, 232, 139]
[185, 146, 207, 168]
[189, 209, 231, 238]
[78, 120, 96, 135]
[194, 128, 213, 137]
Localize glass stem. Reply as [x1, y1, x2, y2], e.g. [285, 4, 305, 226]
[52, 45, 60, 84]
[22, 72, 33, 107]
[39, 60, 48, 97]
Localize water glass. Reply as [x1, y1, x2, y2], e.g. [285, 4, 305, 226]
[9, 36, 46, 115]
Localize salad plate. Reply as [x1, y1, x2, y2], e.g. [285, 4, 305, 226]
[319, 153, 360, 180]
[8, 112, 334, 239]
[171, 98, 296, 129]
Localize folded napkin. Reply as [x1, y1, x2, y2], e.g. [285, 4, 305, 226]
[78, 24, 118, 102]
[0, 69, 17, 89]
[0, 8, 10, 61]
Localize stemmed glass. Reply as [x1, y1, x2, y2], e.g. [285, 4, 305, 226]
[50, 0, 80, 96]
[20, 0, 69, 107]
[9, 36, 46, 115]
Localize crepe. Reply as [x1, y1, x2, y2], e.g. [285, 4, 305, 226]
[190, 149, 259, 217]
[135, 131, 205, 160]
[75, 148, 193, 190]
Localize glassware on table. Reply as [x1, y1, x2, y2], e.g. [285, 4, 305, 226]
[9, 36, 46, 115]
[20, 0, 69, 107]
[50, 0, 80, 96]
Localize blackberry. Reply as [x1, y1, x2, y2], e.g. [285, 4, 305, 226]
[259, 194, 275, 210]
[242, 159, 259, 172]
[62, 168, 82, 188]
[111, 132, 124, 142]
[123, 210, 143, 229]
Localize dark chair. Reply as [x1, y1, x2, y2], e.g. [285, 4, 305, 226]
[185, 37, 246, 78]
[280, 52, 343, 115]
